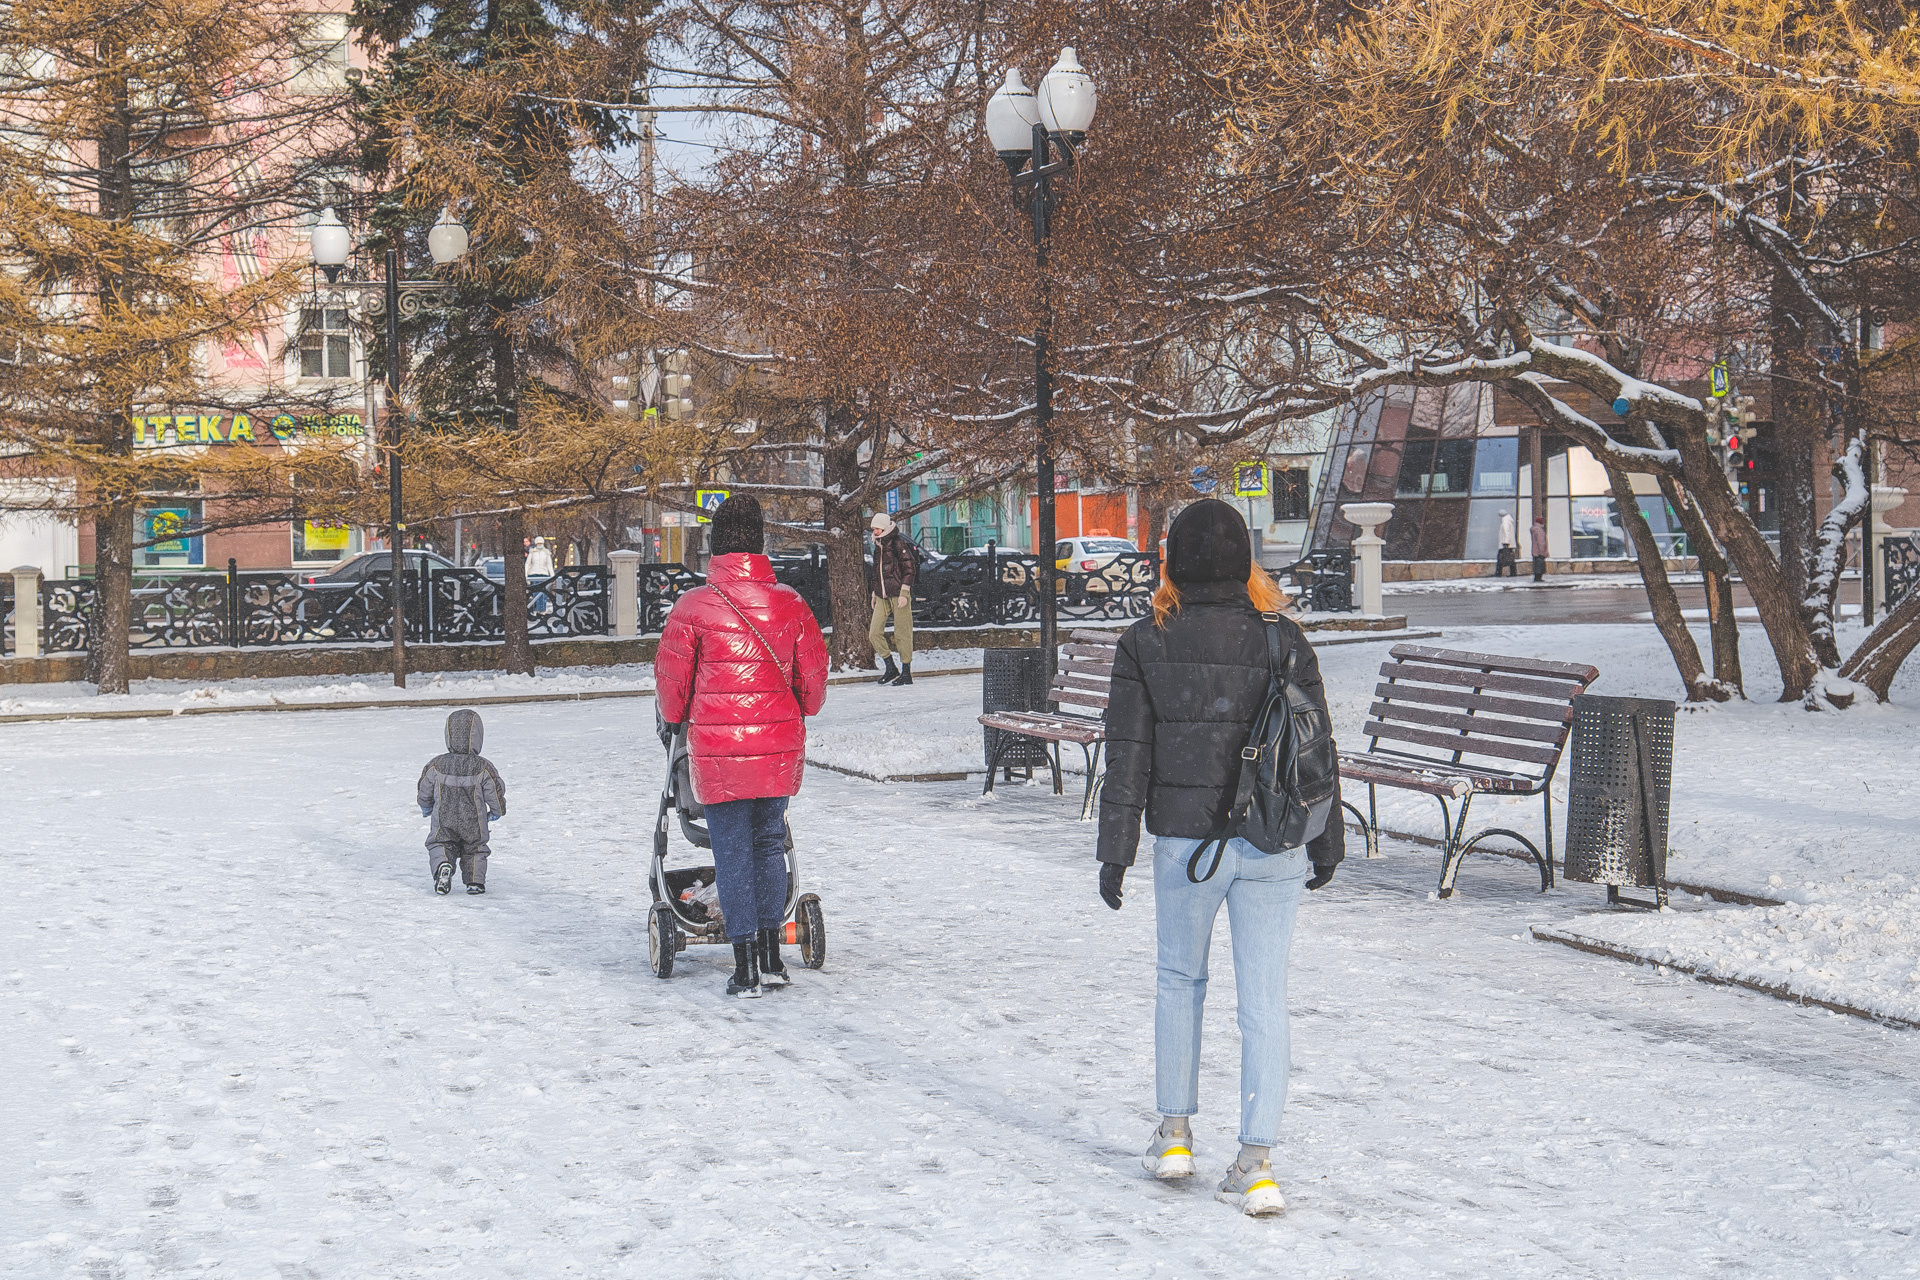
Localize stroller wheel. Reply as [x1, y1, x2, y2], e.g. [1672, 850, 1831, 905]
[797, 894, 826, 970]
[648, 902, 679, 979]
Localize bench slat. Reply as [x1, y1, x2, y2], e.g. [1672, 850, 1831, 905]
[1388, 644, 1600, 683]
[1362, 720, 1559, 767]
[1339, 754, 1539, 795]
[1371, 682, 1573, 724]
[1380, 662, 1590, 702]
[978, 712, 1105, 744]
[1062, 642, 1118, 660]
[1054, 671, 1108, 690]
[1070, 628, 1125, 644]
[1367, 701, 1568, 744]
[1059, 657, 1115, 678]
[1051, 687, 1109, 711]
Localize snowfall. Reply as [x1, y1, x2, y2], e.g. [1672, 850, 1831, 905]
[4, 619, 1919, 1278]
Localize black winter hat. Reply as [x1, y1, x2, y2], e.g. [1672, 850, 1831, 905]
[709, 494, 765, 556]
[1165, 498, 1251, 585]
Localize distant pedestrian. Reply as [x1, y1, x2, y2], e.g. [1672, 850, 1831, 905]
[1530, 515, 1549, 582]
[526, 536, 556, 579]
[417, 709, 506, 895]
[655, 495, 829, 998]
[867, 512, 919, 687]
[1096, 498, 1344, 1219]
[1496, 510, 1518, 577]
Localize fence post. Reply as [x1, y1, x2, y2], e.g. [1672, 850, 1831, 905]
[985, 540, 998, 626]
[1339, 502, 1394, 617]
[609, 549, 642, 638]
[226, 558, 238, 647]
[12, 566, 42, 659]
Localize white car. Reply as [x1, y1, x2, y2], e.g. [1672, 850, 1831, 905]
[1054, 536, 1141, 573]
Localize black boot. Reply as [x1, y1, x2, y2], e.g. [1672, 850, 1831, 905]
[877, 655, 900, 685]
[726, 940, 761, 999]
[759, 926, 791, 987]
[892, 662, 912, 686]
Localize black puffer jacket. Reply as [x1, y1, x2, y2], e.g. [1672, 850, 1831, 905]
[1096, 580, 1344, 869]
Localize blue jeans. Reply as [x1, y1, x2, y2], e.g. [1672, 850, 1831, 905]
[1153, 835, 1308, 1147]
[705, 797, 790, 942]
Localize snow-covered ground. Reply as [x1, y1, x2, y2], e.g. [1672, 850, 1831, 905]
[5, 653, 1920, 1278]
[1384, 573, 1704, 595]
[0, 648, 987, 720]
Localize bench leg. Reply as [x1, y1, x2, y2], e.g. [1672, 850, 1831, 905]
[1438, 793, 1554, 899]
[1435, 794, 1470, 898]
[1341, 796, 1380, 860]
[1048, 743, 1064, 796]
[983, 736, 1008, 797]
[1078, 741, 1104, 821]
[1542, 787, 1556, 886]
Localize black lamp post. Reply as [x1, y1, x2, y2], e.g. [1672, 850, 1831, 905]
[310, 206, 468, 687]
[987, 49, 1098, 675]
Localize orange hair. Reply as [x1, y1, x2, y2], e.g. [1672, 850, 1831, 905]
[1152, 566, 1288, 628]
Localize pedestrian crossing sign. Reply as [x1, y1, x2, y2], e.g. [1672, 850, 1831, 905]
[1233, 462, 1270, 497]
[695, 489, 729, 524]
[1710, 363, 1729, 398]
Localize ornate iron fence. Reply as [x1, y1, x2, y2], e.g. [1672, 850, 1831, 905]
[1, 575, 12, 655]
[9, 547, 1163, 656]
[24, 562, 611, 654]
[1285, 550, 1356, 613]
[1886, 535, 1920, 611]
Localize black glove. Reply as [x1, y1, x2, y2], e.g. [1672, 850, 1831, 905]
[1099, 862, 1126, 910]
[1306, 864, 1337, 891]
[657, 721, 680, 749]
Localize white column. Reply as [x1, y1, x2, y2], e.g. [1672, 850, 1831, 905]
[11, 565, 42, 659]
[1340, 503, 1395, 617]
[609, 549, 641, 638]
[1871, 486, 1907, 614]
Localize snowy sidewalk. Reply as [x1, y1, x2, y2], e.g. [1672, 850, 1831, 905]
[5, 694, 1918, 1278]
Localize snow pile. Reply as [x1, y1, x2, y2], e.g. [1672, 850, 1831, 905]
[1558, 876, 1920, 1025]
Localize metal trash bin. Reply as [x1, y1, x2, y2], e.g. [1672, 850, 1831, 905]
[983, 647, 1052, 776]
[1563, 693, 1675, 908]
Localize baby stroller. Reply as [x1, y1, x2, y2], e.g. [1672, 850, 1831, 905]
[647, 716, 826, 979]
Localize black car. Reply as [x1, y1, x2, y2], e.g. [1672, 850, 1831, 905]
[299, 549, 456, 587]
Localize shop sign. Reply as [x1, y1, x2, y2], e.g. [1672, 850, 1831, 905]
[147, 507, 192, 555]
[303, 522, 352, 552]
[131, 410, 366, 445]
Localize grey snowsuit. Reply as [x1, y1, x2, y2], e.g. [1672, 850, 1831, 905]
[417, 709, 507, 887]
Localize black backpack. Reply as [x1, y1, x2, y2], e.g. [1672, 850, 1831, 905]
[1188, 614, 1340, 882]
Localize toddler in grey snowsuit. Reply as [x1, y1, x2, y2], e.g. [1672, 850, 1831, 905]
[417, 709, 507, 894]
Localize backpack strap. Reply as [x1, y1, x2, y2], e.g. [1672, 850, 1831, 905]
[1188, 614, 1288, 884]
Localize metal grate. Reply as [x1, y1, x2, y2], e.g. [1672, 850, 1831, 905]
[1563, 694, 1674, 888]
[982, 647, 1053, 769]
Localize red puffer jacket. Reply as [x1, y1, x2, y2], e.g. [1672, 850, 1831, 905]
[654, 553, 830, 805]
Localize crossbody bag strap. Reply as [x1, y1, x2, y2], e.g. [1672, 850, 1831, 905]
[709, 584, 804, 716]
[1188, 613, 1287, 884]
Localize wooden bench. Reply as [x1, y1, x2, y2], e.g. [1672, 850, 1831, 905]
[1340, 644, 1599, 898]
[977, 629, 1117, 820]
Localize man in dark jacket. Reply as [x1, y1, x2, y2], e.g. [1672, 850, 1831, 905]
[1094, 498, 1342, 1218]
[867, 511, 919, 686]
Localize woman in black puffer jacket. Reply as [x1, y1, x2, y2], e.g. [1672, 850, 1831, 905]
[1097, 499, 1343, 1218]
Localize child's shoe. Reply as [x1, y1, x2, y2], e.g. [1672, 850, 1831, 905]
[434, 862, 455, 895]
[1215, 1157, 1285, 1217]
[466, 883, 486, 895]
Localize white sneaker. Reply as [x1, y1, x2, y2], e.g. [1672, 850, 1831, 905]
[1141, 1125, 1196, 1179]
[1215, 1159, 1286, 1217]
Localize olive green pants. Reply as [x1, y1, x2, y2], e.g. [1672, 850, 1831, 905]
[868, 594, 914, 664]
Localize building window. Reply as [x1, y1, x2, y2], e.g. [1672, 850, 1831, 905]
[1396, 437, 1474, 497]
[1272, 468, 1311, 522]
[291, 14, 349, 94]
[1471, 437, 1519, 495]
[299, 307, 352, 379]
[137, 501, 204, 569]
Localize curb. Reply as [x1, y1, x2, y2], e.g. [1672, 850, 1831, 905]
[0, 664, 985, 727]
[806, 760, 973, 784]
[1530, 925, 1920, 1032]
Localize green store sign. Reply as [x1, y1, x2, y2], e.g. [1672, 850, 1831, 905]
[132, 411, 366, 445]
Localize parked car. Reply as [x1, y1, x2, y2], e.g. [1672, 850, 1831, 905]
[476, 556, 506, 582]
[298, 549, 455, 587]
[1053, 536, 1140, 573]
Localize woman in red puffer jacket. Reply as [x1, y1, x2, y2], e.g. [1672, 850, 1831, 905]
[654, 495, 829, 998]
